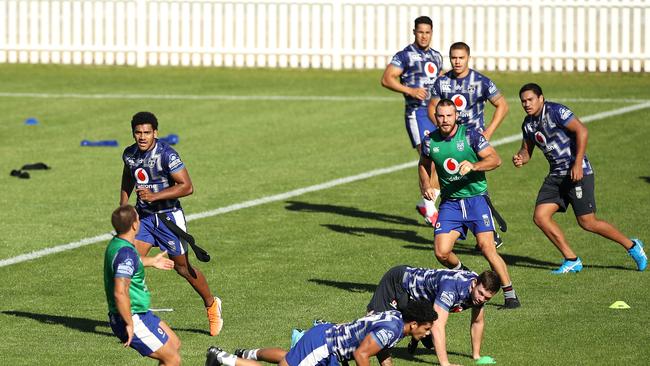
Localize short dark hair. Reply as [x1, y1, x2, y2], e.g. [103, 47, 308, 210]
[519, 83, 543, 98]
[477, 270, 501, 294]
[414, 16, 433, 28]
[402, 300, 437, 324]
[450, 42, 470, 56]
[131, 111, 158, 132]
[111, 205, 138, 235]
[436, 98, 456, 111]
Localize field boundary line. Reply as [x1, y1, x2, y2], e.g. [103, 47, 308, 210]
[2, 101, 649, 268]
[0, 91, 648, 104]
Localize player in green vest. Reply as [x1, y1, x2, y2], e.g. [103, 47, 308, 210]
[104, 205, 181, 365]
[419, 99, 520, 309]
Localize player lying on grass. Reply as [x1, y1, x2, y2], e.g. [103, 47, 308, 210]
[205, 300, 436, 366]
[367, 266, 501, 366]
[103, 204, 181, 365]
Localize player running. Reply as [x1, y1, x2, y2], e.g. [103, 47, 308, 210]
[381, 16, 444, 227]
[120, 111, 223, 335]
[205, 300, 436, 366]
[419, 99, 520, 308]
[428, 41, 509, 247]
[513, 83, 647, 273]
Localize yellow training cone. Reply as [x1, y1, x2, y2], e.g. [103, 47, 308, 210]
[609, 301, 630, 309]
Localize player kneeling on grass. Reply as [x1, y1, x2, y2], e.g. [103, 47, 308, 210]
[205, 300, 436, 366]
[104, 205, 181, 365]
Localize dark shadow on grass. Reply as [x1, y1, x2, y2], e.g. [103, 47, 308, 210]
[1, 310, 114, 337]
[392, 346, 472, 364]
[1, 310, 209, 336]
[322, 224, 431, 245]
[308, 279, 376, 293]
[286, 201, 421, 226]
[639, 176, 650, 184]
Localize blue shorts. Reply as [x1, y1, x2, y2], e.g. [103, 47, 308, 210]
[405, 107, 437, 147]
[109, 311, 169, 356]
[136, 209, 187, 257]
[434, 195, 495, 240]
[285, 324, 339, 366]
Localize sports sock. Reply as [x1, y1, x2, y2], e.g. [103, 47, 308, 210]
[424, 197, 438, 216]
[240, 349, 259, 360]
[217, 351, 237, 366]
[501, 282, 516, 299]
[565, 257, 578, 262]
[452, 262, 463, 270]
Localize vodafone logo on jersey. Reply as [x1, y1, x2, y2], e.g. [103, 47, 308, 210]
[451, 94, 468, 110]
[135, 168, 149, 184]
[424, 62, 438, 78]
[534, 131, 547, 146]
[443, 158, 461, 174]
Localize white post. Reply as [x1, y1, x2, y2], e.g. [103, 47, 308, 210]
[137, 0, 148, 67]
[587, 6, 596, 72]
[576, 6, 585, 72]
[530, 2, 541, 72]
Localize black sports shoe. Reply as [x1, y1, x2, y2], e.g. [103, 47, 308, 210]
[459, 264, 472, 272]
[407, 338, 418, 354]
[420, 334, 434, 350]
[503, 297, 521, 309]
[206, 346, 224, 366]
[494, 231, 504, 249]
[234, 349, 246, 358]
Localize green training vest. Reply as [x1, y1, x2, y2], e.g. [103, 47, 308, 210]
[425, 124, 488, 199]
[104, 237, 150, 314]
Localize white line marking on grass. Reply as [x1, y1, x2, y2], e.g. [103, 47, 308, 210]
[2, 102, 649, 268]
[0, 91, 648, 104]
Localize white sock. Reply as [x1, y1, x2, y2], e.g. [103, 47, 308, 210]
[424, 197, 438, 216]
[218, 351, 238, 366]
[242, 349, 259, 361]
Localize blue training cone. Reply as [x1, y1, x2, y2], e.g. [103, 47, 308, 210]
[80, 139, 119, 147]
[24, 117, 39, 125]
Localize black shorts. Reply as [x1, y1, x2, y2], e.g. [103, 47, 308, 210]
[536, 174, 596, 216]
[366, 265, 410, 313]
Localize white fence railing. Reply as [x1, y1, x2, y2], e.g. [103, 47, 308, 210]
[1, 0, 649, 72]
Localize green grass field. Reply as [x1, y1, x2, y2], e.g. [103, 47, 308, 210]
[0, 64, 648, 365]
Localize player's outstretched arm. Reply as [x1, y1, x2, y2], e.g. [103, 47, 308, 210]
[114, 277, 134, 347]
[120, 165, 135, 205]
[470, 306, 486, 360]
[512, 139, 534, 168]
[141, 251, 175, 270]
[483, 94, 509, 140]
[353, 334, 383, 366]
[431, 304, 462, 366]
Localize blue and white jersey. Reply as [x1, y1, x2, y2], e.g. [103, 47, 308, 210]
[431, 69, 500, 132]
[390, 44, 443, 110]
[521, 101, 593, 177]
[122, 140, 186, 214]
[325, 311, 404, 361]
[402, 267, 477, 313]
